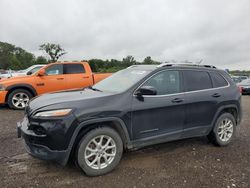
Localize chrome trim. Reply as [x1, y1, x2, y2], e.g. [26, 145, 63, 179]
[140, 128, 159, 134]
[133, 69, 230, 98]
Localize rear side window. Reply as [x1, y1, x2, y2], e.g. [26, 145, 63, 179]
[64, 64, 85, 74]
[210, 72, 228, 88]
[183, 70, 212, 91]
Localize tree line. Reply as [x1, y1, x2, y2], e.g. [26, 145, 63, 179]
[0, 41, 159, 72]
[1, 41, 249, 74]
[0, 41, 47, 70]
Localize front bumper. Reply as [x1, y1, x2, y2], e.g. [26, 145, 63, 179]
[0, 91, 8, 104]
[17, 118, 70, 165]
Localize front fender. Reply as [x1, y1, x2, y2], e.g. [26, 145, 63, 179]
[62, 117, 131, 165]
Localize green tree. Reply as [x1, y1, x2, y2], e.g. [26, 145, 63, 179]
[0, 41, 36, 70]
[39, 43, 66, 62]
[122, 55, 136, 67]
[35, 56, 48, 64]
[143, 56, 154, 64]
[143, 56, 160, 64]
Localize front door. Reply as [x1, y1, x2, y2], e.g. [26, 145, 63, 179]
[131, 70, 185, 140]
[35, 64, 66, 95]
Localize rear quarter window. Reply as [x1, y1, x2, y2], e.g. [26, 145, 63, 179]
[210, 72, 228, 88]
[64, 64, 85, 74]
[183, 70, 212, 91]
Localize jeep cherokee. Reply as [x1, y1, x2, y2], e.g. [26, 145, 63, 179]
[17, 63, 242, 176]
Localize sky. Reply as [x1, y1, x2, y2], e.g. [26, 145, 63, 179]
[0, 0, 250, 70]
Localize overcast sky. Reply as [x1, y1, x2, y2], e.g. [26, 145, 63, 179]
[0, 0, 250, 70]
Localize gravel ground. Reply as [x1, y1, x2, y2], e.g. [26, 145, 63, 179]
[0, 96, 249, 188]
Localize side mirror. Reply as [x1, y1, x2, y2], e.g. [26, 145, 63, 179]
[26, 71, 32, 75]
[37, 69, 45, 76]
[135, 86, 157, 96]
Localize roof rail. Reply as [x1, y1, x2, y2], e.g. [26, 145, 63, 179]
[157, 62, 216, 69]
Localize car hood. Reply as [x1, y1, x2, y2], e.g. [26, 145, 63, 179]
[0, 75, 33, 83]
[27, 88, 115, 114]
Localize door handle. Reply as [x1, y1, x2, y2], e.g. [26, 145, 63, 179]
[57, 78, 64, 80]
[83, 76, 89, 79]
[212, 93, 221, 98]
[171, 98, 184, 103]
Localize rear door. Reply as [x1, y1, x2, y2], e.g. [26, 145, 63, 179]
[63, 63, 93, 89]
[182, 70, 218, 137]
[131, 70, 185, 140]
[35, 64, 66, 94]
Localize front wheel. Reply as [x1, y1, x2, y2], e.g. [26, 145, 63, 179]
[208, 113, 236, 146]
[7, 89, 32, 110]
[76, 127, 123, 176]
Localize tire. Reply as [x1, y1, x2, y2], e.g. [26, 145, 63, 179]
[207, 113, 236, 146]
[76, 127, 123, 176]
[7, 89, 32, 110]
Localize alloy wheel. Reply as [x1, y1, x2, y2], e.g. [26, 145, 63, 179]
[84, 135, 116, 170]
[218, 118, 234, 142]
[12, 92, 30, 109]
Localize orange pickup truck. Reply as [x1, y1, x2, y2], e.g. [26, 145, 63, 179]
[0, 61, 111, 109]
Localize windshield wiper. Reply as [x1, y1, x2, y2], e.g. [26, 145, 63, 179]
[88, 86, 103, 92]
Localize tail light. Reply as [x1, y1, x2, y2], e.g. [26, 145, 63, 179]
[238, 86, 243, 94]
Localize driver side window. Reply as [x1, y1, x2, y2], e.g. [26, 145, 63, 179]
[142, 70, 181, 95]
[45, 64, 63, 75]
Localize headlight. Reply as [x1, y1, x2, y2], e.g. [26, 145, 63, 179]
[0, 84, 6, 91]
[34, 109, 72, 117]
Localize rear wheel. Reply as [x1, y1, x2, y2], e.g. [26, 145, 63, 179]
[7, 89, 32, 110]
[208, 113, 236, 146]
[76, 127, 123, 176]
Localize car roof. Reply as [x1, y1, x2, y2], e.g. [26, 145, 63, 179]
[54, 61, 88, 64]
[128, 63, 220, 72]
[239, 78, 250, 85]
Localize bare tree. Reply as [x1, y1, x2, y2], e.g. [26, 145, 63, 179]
[39, 43, 66, 62]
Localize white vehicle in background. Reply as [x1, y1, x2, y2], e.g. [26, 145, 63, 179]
[0, 64, 45, 79]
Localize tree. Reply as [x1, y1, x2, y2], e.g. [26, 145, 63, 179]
[143, 56, 159, 64]
[35, 56, 48, 64]
[0, 41, 36, 70]
[0, 42, 15, 69]
[122, 55, 136, 67]
[39, 43, 66, 62]
[143, 56, 154, 64]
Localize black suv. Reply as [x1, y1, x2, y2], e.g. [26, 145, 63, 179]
[17, 63, 242, 176]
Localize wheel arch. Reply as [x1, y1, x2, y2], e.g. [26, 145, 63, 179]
[212, 104, 240, 128]
[65, 117, 131, 165]
[5, 84, 37, 102]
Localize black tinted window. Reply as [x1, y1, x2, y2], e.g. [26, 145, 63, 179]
[184, 70, 212, 91]
[64, 64, 85, 74]
[210, 72, 228, 88]
[143, 71, 181, 95]
[45, 64, 63, 75]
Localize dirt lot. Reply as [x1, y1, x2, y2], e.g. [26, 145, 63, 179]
[0, 97, 249, 188]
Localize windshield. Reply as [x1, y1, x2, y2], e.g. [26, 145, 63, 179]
[30, 66, 43, 74]
[17, 68, 28, 73]
[93, 68, 152, 93]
